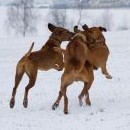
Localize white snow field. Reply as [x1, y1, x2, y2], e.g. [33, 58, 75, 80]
[0, 7, 130, 130]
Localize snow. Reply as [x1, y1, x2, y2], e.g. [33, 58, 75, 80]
[0, 6, 130, 130]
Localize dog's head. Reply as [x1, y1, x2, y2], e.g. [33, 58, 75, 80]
[73, 25, 88, 41]
[48, 23, 74, 41]
[82, 24, 107, 44]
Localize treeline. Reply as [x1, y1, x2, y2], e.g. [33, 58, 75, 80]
[49, 0, 130, 9]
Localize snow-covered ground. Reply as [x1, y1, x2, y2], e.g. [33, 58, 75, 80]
[0, 7, 130, 130]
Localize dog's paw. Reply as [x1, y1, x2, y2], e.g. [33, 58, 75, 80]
[106, 75, 113, 79]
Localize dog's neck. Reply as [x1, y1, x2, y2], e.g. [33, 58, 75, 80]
[49, 35, 62, 45]
[41, 35, 62, 49]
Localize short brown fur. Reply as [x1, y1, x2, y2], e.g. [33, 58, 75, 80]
[75, 25, 112, 79]
[75, 25, 112, 105]
[52, 25, 112, 113]
[10, 23, 74, 108]
[52, 33, 94, 114]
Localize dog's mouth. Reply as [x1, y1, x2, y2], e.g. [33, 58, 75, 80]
[54, 64, 63, 71]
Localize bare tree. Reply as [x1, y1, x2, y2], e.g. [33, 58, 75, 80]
[6, 0, 37, 36]
[49, 0, 67, 27]
[50, 8, 67, 27]
[74, 0, 83, 26]
[75, 0, 90, 26]
[77, 0, 83, 26]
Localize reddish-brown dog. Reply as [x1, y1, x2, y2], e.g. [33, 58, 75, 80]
[52, 32, 94, 114]
[74, 25, 112, 106]
[52, 25, 112, 113]
[10, 23, 74, 108]
[75, 24, 112, 79]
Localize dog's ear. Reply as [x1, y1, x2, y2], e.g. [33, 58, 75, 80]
[82, 24, 89, 31]
[74, 26, 79, 33]
[48, 23, 57, 32]
[98, 27, 107, 32]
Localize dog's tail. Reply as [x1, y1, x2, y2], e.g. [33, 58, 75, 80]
[25, 42, 34, 57]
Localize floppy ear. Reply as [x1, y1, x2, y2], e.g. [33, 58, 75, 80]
[98, 27, 107, 32]
[82, 24, 89, 31]
[74, 26, 79, 33]
[48, 23, 57, 32]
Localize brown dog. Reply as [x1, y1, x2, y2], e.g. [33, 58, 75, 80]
[52, 32, 94, 114]
[75, 25, 112, 79]
[10, 23, 74, 108]
[52, 25, 112, 112]
[74, 25, 112, 106]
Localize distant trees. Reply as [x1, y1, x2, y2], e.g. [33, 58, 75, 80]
[50, 8, 67, 27]
[74, 0, 90, 26]
[6, 0, 37, 36]
[49, 0, 67, 27]
[76, 0, 83, 26]
[50, 0, 91, 27]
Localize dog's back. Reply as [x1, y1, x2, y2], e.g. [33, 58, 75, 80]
[65, 33, 88, 73]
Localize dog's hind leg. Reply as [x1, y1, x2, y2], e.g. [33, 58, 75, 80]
[78, 82, 92, 107]
[23, 67, 37, 108]
[78, 86, 86, 106]
[10, 63, 24, 108]
[84, 82, 91, 106]
[78, 67, 94, 106]
[52, 90, 62, 110]
[52, 72, 73, 114]
[61, 74, 73, 114]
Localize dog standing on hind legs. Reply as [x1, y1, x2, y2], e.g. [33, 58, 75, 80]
[74, 25, 112, 79]
[73, 25, 112, 106]
[82, 24, 112, 79]
[10, 23, 74, 108]
[52, 33, 94, 114]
